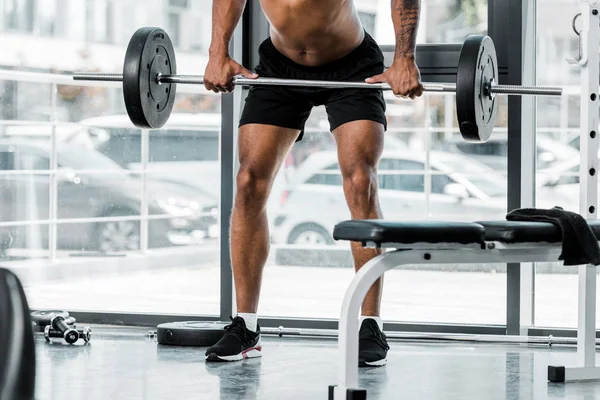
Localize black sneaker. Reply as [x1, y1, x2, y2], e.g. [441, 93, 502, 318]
[358, 319, 389, 367]
[205, 316, 262, 362]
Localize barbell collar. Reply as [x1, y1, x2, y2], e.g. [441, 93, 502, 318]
[73, 72, 123, 82]
[489, 83, 562, 96]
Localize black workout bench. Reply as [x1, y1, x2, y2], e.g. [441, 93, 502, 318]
[329, 219, 600, 400]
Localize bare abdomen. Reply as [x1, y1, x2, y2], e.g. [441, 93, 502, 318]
[259, 0, 364, 66]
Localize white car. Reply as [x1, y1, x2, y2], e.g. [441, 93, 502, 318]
[270, 150, 510, 245]
[442, 134, 581, 172]
[537, 156, 591, 213]
[80, 113, 222, 199]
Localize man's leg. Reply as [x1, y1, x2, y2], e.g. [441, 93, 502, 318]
[332, 120, 385, 315]
[231, 123, 300, 314]
[205, 123, 300, 362]
[332, 119, 389, 367]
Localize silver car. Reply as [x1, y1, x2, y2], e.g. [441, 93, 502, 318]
[270, 150, 509, 246]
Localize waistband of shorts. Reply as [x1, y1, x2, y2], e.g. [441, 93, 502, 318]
[259, 30, 377, 73]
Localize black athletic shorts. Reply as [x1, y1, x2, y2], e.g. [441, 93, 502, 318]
[239, 31, 387, 141]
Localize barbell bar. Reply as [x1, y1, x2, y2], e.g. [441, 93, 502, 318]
[73, 72, 562, 97]
[72, 27, 563, 142]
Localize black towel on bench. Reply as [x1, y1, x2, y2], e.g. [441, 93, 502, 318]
[507, 207, 600, 266]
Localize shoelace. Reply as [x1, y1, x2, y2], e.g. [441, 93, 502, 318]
[224, 316, 249, 340]
[360, 322, 389, 349]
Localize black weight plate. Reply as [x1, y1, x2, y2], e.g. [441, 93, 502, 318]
[157, 321, 229, 347]
[123, 27, 177, 129]
[456, 35, 498, 143]
[30, 310, 69, 325]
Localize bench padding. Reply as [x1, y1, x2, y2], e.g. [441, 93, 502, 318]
[332, 220, 485, 245]
[333, 219, 600, 245]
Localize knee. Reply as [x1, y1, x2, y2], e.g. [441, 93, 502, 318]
[236, 166, 271, 208]
[343, 165, 378, 203]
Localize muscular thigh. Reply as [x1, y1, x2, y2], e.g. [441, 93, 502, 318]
[332, 120, 385, 174]
[238, 124, 301, 180]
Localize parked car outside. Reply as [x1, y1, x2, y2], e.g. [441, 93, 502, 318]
[0, 140, 217, 252]
[440, 134, 580, 172]
[270, 150, 510, 246]
[536, 156, 589, 213]
[79, 113, 222, 198]
[81, 113, 413, 217]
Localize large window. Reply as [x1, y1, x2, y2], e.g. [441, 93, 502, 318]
[361, 0, 487, 45]
[254, 0, 503, 325]
[534, 0, 587, 329]
[0, 0, 219, 316]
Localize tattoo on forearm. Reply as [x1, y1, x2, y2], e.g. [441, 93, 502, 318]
[394, 0, 420, 58]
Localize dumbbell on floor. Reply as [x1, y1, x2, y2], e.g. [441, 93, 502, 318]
[44, 315, 92, 344]
[44, 325, 91, 344]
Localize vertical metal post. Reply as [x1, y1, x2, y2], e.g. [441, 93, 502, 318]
[500, 0, 536, 335]
[576, 0, 599, 368]
[140, 129, 149, 253]
[423, 96, 431, 217]
[49, 83, 58, 261]
[444, 94, 454, 141]
[504, 0, 523, 336]
[519, 0, 536, 335]
[220, 91, 235, 320]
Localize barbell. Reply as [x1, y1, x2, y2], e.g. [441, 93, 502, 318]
[73, 27, 562, 143]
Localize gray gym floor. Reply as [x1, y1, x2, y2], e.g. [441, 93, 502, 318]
[34, 326, 600, 400]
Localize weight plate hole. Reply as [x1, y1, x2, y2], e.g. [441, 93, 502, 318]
[147, 92, 150, 98]
[166, 88, 169, 93]
[156, 104, 160, 110]
[147, 63, 150, 69]
[165, 60, 169, 65]
[156, 48, 159, 54]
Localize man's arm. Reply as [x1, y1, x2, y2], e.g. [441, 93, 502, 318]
[365, 0, 423, 98]
[392, 0, 421, 59]
[209, 0, 247, 57]
[205, 0, 257, 93]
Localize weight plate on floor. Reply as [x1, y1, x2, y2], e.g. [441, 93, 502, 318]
[456, 35, 498, 143]
[123, 26, 177, 129]
[157, 321, 229, 347]
[30, 310, 69, 325]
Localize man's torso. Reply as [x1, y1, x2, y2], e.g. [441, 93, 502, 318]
[259, 0, 364, 66]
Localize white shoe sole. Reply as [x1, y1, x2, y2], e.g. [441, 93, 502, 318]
[205, 341, 262, 362]
[360, 358, 387, 367]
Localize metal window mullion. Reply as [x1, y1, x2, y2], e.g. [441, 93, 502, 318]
[518, 0, 537, 335]
[49, 83, 58, 261]
[424, 95, 431, 217]
[140, 129, 149, 253]
[219, 12, 246, 321]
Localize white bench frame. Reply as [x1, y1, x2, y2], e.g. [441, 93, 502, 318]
[330, 241, 599, 399]
[332, 0, 600, 397]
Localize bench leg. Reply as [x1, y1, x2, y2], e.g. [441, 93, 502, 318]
[329, 250, 421, 399]
[548, 264, 600, 382]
